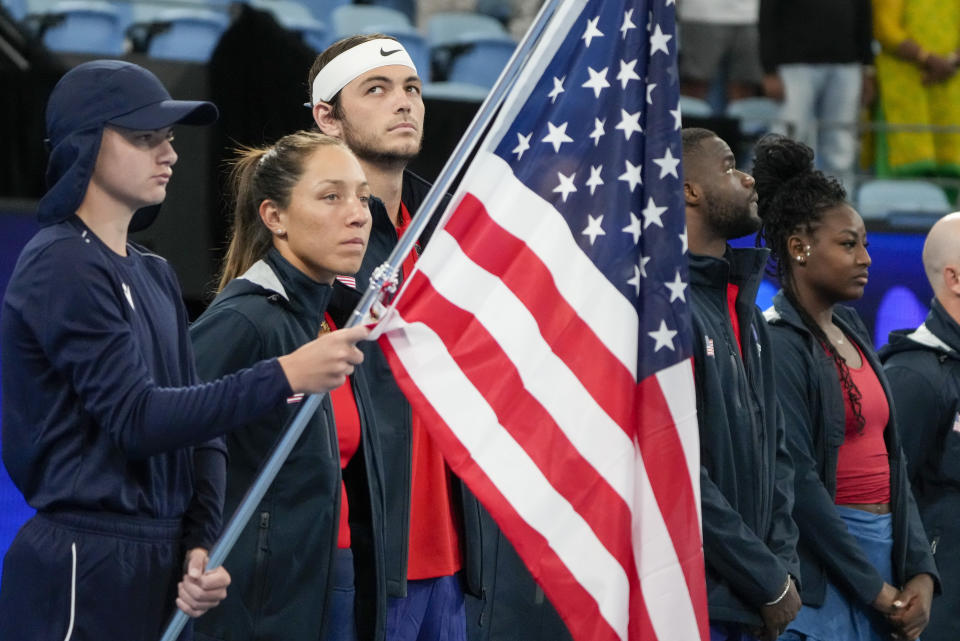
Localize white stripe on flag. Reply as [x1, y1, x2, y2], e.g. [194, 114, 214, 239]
[633, 444, 702, 641]
[655, 360, 702, 525]
[457, 153, 640, 379]
[417, 230, 636, 503]
[383, 315, 631, 641]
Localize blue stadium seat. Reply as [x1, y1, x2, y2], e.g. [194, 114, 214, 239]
[366, 0, 415, 23]
[857, 178, 952, 222]
[2, 0, 27, 21]
[421, 81, 488, 103]
[41, 0, 125, 55]
[724, 97, 780, 136]
[446, 37, 515, 89]
[250, 0, 329, 51]
[296, 0, 349, 23]
[331, 4, 410, 36]
[425, 10, 509, 49]
[143, 7, 228, 61]
[678, 95, 713, 119]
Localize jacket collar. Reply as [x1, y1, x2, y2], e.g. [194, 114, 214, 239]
[689, 245, 769, 302]
[226, 248, 333, 318]
[906, 299, 960, 355]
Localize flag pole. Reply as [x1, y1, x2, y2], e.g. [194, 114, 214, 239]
[159, 2, 564, 639]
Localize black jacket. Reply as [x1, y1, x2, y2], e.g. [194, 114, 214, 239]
[881, 299, 956, 640]
[689, 247, 800, 627]
[352, 171, 484, 599]
[190, 250, 386, 641]
[765, 292, 938, 610]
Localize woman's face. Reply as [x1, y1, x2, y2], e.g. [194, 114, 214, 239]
[275, 145, 372, 284]
[793, 203, 871, 303]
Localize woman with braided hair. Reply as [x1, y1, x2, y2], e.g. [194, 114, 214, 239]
[754, 134, 938, 641]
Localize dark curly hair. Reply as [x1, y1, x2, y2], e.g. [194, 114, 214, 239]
[752, 134, 864, 432]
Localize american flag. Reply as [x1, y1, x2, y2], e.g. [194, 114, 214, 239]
[370, 1, 707, 640]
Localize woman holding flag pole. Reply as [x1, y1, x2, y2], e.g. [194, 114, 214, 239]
[191, 131, 387, 641]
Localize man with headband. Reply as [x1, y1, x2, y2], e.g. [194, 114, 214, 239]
[0, 60, 370, 640]
[308, 35, 484, 641]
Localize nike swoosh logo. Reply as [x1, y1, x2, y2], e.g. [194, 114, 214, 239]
[380, 48, 402, 56]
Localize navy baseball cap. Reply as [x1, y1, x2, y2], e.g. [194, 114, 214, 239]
[39, 60, 218, 232]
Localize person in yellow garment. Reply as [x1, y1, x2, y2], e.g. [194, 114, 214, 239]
[871, 0, 960, 177]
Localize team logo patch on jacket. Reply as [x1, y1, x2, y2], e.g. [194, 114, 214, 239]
[287, 393, 304, 404]
[705, 336, 715, 357]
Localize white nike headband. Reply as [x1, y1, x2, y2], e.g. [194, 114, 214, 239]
[311, 39, 418, 105]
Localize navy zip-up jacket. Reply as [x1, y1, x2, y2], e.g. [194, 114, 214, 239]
[190, 249, 387, 641]
[689, 247, 800, 627]
[766, 293, 938, 608]
[0, 217, 291, 551]
[880, 300, 956, 639]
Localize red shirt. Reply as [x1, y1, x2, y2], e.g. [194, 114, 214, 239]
[396, 203, 463, 579]
[326, 313, 362, 549]
[726, 283, 743, 358]
[834, 340, 891, 505]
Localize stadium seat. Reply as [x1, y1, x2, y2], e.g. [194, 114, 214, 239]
[296, 0, 349, 23]
[144, 7, 229, 62]
[366, 0, 415, 23]
[678, 95, 713, 119]
[41, 0, 125, 55]
[857, 178, 952, 222]
[724, 97, 780, 136]
[331, 4, 410, 36]
[249, 0, 329, 51]
[446, 36, 515, 88]
[421, 81, 488, 102]
[425, 10, 510, 49]
[2, 0, 27, 21]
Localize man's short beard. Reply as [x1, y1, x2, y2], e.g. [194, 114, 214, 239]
[704, 193, 760, 241]
[341, 122, 422, 171]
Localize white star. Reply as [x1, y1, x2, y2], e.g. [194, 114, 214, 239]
[582, 66, 610, 98]
[646, 82, 657, 105]
[648, 319, 678, 352]
[553, 171, 577, 202]
[653, 147, 681, 178]
[639, 252, 651, 277]
[615, 108, 643, 140]
[620, 9, 636, 39]
[512, 132, 531, 160]
[616, 58, 640, 89]
[542, 121, 573, 153]
[665, 270, 688, 302]
[670, 106, 682, 131]
[586, 165, 604, 195]
[650, 24, 672, 56]
[548, 76, 565, 104]
[618, 159, 642, 191]
[581, 214, 605, 245]
[642, 197, 667, 228]
[679, 225, 688, 254]
[622, 211, 642, 244]
[627, 264, 642, 296]
[582, 16, 603, 47]
[589, 118, 606, 146]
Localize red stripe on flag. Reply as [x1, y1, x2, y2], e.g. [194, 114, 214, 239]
[442, 195, 638, 435]
[636, 373, 710, 637]
[377, 335, 659, 641]
[394, 269, 636, 571]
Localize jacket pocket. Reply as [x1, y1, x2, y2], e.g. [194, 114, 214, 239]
[252, 511, 271, 618]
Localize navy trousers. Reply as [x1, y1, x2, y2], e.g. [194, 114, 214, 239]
[0, 510, 189, 641]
